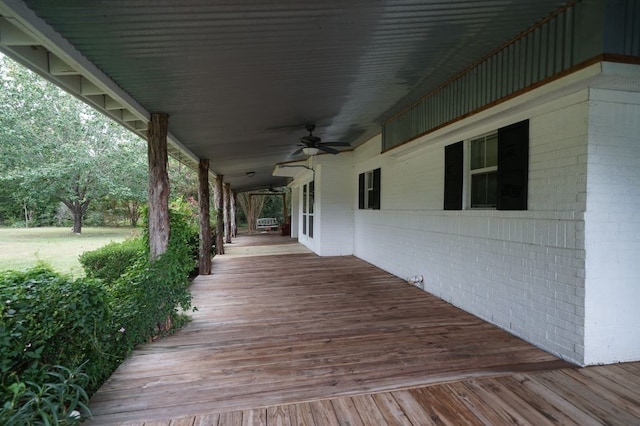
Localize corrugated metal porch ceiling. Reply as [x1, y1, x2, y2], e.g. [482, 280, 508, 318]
[15, 0, 568, 191]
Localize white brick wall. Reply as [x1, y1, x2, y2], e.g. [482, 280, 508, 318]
[286, 63, 640, 366]
[315, 155, 355, 256]
[294, 154, 355, 256]
[354, 93, 590, 364]
[583, 88, 640, 364]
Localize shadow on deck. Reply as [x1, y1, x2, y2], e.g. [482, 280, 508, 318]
[88, 234, 640, 425]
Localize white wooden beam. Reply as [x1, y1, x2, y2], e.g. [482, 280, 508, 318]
[0, 17, 35, 45]
[48, 53, 78, 75]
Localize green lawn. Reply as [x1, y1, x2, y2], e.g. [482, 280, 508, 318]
[0, 227, 139, 277]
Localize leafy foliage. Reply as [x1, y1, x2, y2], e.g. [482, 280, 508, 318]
[0, 53, 147, 232]
[0, 266, 108, 423]
[1, 205, 199, 423]
[78, 238, 145, 285]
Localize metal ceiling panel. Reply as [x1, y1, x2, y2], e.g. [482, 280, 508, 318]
[7, 0, 568, 191]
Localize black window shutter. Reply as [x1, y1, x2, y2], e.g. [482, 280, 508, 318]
[372, 168, 381, 210]
[444, 142, 463, 210]
[497, 120, 529, 210]
[358, 172, 365, 209]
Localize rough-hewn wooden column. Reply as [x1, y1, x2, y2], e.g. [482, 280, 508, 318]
[224, 182, 232, 243]
[147, 112, 170, 259]
[215, 175, 225, 255]
[198, 159, 212, 275]
[231, 192, 237, 238]
[283, 192, 288, 224]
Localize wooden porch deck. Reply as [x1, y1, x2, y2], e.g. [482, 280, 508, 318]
[89, 234, 640, 425]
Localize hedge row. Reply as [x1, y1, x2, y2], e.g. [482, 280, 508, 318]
[0, 200, 205, 424]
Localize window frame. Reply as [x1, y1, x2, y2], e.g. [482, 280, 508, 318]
[302, 181, 314, 238]
[467, 131, 498, 209]
[444, 120, 529, 211]
[358, 168, 381, 210]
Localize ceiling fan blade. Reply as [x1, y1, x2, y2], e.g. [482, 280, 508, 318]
[321, 142, 350, 147]
[292, 147, 304, 155]
[318, 146, 339, 154]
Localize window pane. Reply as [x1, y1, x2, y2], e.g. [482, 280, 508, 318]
[367, 189, 374, 209]
[302, 184, 307, 213]
[485, 133, 498, 167]
[366, 171, 374, 190]
[302, 214, 307, 235]
[471, 172, 497, 208]
[309, 181, 314, 214]
[309, 215, 314, 238]
[470, 137, 484, 170]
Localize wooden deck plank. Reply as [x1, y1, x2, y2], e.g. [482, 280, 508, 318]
[391, 390, 437, 425]
[330, 397, 364, 426]
[241, 408, 266, 426]
[496, 374, 587, 425]
[294, 402, 316, 426]
[411, 385, 484, 425]
[370, 392, 413, 426]
[350, 394, 391, 425]
[308, 399, 340, 425]
[87, 234, 639, 425]
[533, 370, 640, 424]
[168, 417, 195, 426]
[193, 413, 219, 426]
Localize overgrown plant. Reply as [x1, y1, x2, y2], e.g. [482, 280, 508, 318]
[79, 237, 145, 285]
[2, 365, 90, 425]
[1, 202, 200, 423]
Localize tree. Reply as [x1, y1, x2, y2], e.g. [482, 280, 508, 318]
[236, 191, 266, 233]
[0, 53, 147, 232]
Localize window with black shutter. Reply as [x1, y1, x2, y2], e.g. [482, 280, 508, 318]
[444, 142, 463, 210]
[443, 120, 528, 211]
[358, 168, 381, 210]
[497, 120, 529, 210]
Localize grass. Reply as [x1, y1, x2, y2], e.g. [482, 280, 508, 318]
[0, 227, 139, 277]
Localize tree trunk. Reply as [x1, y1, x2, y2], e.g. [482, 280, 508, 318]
[72, 209, 83, 234]
[61, 199, 90, 234]
[198, 159, 212, 275]
[127, 201, 140, 227]
[224, 182, 232, 244]
[147, 113, 170, 259]
[215, 175, 225, 255]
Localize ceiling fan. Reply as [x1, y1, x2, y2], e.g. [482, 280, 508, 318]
[292, 124, 350, 155]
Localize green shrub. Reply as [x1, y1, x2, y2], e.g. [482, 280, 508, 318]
[79, 237, 145, 284]
[2, 364, 90, 425]
[0, 266, 106, 423]
[1, 203, 198, 423]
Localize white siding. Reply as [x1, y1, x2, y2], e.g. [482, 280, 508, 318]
[354, 93, 590, 364]
[584, 89, 640, 364]
[285, 62, 640, 366]
[315, 155, 355, 256]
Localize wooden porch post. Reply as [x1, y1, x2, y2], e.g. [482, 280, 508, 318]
[215, 175, 225, 255]
[231, 191, 237, 238]
[198, 159, 212, 275]
[147, 112, 170, 260]
[283, 192, 288, 224]
[224, 182, 232, 244]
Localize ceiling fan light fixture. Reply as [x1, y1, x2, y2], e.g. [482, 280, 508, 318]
[302, 147, 319, 156]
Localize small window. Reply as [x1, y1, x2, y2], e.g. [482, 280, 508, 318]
[444, 120, 529, 211]
[358, 168, 381, 210]
[302, 181, 314, 238]
[469, 133, 498, 208]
